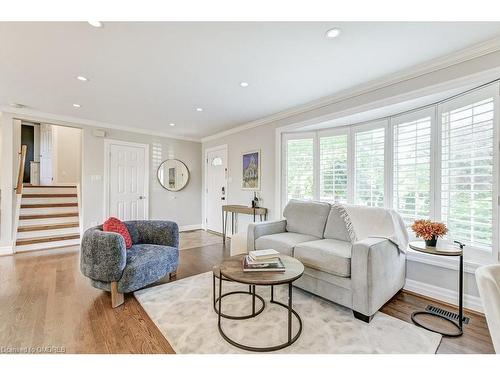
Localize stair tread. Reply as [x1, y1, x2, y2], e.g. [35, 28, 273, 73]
[18, 223, 80, 232]
[23, 185, 76, 188]
[19, 213, 79, 220]
[22, 194, 77, 198]
[21, 203, 78, 208]
[16, 234, 80, 245]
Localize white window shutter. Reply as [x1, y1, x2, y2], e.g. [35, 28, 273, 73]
[355, 126, 385, 207]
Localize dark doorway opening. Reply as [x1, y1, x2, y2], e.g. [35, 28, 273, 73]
[21, 125, 35, 183]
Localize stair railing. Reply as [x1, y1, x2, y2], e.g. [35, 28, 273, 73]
[15, 145, 27, 194]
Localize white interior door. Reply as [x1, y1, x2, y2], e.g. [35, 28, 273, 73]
[108, 142, 148, 220]
[206, 147, 227, 233]
[39, 123, 53, 185]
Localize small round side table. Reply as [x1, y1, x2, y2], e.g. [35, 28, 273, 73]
[409, 241, 465, 337]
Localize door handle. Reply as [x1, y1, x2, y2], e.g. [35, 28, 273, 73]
[221, 197, 225, 200]
[138, 196, 147, 200]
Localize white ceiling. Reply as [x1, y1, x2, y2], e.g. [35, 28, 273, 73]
[1, 22, 500, 140]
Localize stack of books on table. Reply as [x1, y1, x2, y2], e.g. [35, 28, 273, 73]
[243, 249, 285, 272]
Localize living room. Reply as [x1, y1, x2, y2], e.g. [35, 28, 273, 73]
[1, 0, 500, 373]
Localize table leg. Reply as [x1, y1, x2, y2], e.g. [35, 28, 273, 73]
[222, 210, 228, 244]
[218, 272, 223, 326]
[252, 285, 256, 315]
[459, 254, 464, 330]
[271, 285, 274, 303]
[213, 273, 216, 307]
[231, 212, 234, 235]
[288, 282, 292, 342]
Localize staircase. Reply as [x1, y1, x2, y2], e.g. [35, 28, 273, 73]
[15, 185, 81, 252]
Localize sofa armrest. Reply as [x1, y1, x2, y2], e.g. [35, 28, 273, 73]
[351, 237, 406, 317]
[127, 220, 179, 248]
[80, 226, 127, 282]
[247, 220, 287, 251]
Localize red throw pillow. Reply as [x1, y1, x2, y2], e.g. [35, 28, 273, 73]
[103, 217, 132, 249]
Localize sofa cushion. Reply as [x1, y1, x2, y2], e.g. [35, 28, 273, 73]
[323, 205, 352, 242]
[118, 244, 179, 293]
[255, 232, 319, 256]
[294, 239, 352, 278]
[283, 199, 331, 238]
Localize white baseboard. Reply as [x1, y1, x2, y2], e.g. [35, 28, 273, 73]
[404, 278, 484, 313]
[179, 224, 202, 232]
[0, 245, 14, 256]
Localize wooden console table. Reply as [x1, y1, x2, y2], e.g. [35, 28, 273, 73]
[222, 205, 268, 244]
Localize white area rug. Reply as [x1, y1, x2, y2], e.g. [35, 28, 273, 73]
[135, 272, 441, 354]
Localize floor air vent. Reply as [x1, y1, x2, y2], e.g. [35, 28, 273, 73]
[425, 305, 470, 324]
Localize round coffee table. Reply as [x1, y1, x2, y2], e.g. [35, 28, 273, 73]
[214, 254, 304, 352]
[409, 241, 465, 337]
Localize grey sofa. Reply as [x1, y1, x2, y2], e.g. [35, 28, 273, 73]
[80, 220, 179, 308]
[248, 200, 406, 322]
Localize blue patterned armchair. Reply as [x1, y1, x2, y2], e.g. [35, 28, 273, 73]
[80, 220, 179, 307]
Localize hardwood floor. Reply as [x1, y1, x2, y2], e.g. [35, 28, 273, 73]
[0, 231, 494, 354]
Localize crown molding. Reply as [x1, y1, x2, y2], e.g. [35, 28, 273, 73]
[201, 35, 500, 143]
[0, 106, 201, 143]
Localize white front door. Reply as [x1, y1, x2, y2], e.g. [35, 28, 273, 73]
[39, 123, 53, 185]
[108, 142, 148, 220]
[206, 147, 227, 233]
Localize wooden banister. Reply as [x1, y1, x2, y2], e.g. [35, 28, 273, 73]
[16, 145, 27, 194]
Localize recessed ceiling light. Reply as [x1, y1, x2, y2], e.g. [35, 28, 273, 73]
[10, 102, 25, 108]
[240, 82, 249, 87]
[73, 103, 81, 108]
[325, 28, 341, 39]
[169, 123, 175, 127]
[196, 107, 203, 112]
[77, 76, 89, 82]
[88, 21, 102, 28]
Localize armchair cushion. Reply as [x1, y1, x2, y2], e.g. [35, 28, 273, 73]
[255, 232, 318, 256]
[103, 217, 132, 248]
[126, 220, 179, 247]
[283, 199, 330, 238]
[118, 243, 179, 293]
[294, 239, 352, 277]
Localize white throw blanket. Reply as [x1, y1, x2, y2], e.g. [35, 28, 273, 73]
[338, 203, 409, 253]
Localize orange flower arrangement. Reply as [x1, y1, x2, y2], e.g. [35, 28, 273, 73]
[411, 219, 448, 241]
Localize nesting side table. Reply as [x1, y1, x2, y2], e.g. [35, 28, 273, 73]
[409, 241, 467, 337]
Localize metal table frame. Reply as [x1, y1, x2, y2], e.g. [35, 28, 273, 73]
[214, 271, 302, 352]
[410, 242, 465, 337]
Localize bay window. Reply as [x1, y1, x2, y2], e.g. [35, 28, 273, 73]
[281, 82, 499, 261]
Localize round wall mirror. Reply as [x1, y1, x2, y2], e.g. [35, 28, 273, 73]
[157, 159, 190, 191]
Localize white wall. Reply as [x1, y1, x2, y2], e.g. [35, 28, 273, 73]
[52, 125, 81, 184]
[82, 127, 202, 230]
[0, 112, 202, 253]
[0, 112, 15, 252]
[203, 50, 500, 309]
[203, 124, 277, 234]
